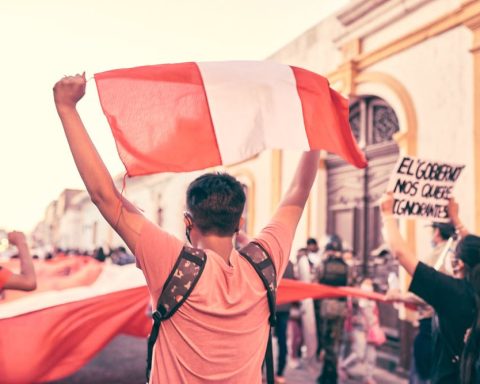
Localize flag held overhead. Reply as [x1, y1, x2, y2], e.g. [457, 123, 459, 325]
[94, 61, 367, 176]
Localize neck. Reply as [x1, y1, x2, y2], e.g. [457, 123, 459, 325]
[195, 234, 235, 264]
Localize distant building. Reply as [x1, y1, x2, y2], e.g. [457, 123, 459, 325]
[268, 0, 480, 372]
[32, 189, 82, 251]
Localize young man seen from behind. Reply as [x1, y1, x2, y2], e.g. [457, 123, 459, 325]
[53, 74, 321, 384]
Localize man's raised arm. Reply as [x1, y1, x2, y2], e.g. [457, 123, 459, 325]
[53, 74, 145, 253]
[275, 150, 320, 225]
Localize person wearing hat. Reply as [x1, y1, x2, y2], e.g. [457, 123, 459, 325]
[380, 194, 480, 384]
[406, 220, 457, 383]
[316, 234, 349, 384]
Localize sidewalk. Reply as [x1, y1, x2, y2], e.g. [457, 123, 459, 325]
[48, 335, 408, 384]
[283, 358, 408, 384]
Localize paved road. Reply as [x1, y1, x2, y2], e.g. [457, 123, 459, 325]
[48, 335, 408, 384]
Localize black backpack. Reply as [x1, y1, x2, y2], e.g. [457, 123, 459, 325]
[146, 241, 277, 384]
[319, 256, 348, 287]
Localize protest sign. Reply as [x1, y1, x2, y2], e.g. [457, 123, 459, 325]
[386, 156, 465, 222]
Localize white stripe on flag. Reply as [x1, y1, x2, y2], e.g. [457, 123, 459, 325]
[0, 264, 146, 319]
[197, 61, 309, 164]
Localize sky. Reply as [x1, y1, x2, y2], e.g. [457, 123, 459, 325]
[0, 0, 349, 232]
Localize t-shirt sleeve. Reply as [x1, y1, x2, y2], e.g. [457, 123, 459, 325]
[134, 220, 184, 300]
[254, 206, 298, 283]
[409, 261, 466, 315]
[0, 266, 13, 289]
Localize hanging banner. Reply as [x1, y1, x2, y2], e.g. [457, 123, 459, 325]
[387, 156, 465, 222]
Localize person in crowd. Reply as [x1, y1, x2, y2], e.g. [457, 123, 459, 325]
[427, 222, 457, 269]
[387, 220, 456, 384]
[306, 237, 323, 362]
[341, 248, 358, 285]
[94, 246, 107, 262]
[0, 231, 36, 293]
[339, 278, 384, 384]
[316, 234, 349, 384]
[307, 238, 321, 268]
[53, 73, 321, 384]
[287, 247, 310, 369]
[380, 194, 479, 384]
[296, 246, 320, 365]
[275, 260, 295, 384]
[110, 246, 136, 265]
[288, 300, 304, 369]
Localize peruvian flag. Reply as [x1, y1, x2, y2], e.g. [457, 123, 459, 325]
[94, 61, 367, 176]
[0, 260, 385, 383]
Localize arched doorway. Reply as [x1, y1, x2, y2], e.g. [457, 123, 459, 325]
[326, 95, 401, 367]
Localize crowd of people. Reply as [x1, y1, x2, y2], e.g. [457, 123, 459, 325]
[269, 195, 480, 384]
[271, 234, 385, 384]
[0, 242, 136, 303]
[381, 195, 480, 384]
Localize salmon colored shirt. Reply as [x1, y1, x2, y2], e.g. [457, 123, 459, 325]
[135, 206, 297, 384]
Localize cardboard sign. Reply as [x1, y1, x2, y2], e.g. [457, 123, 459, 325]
[387, 156, 465, 222]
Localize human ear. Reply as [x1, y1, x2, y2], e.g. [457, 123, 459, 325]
[236, 217, 245, 232]
[183, 212, 193, 229]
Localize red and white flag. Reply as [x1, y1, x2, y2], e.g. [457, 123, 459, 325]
[0, 260, 385, 383]
[94, 61, 367, 175]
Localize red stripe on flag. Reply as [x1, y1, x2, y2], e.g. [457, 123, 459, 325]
[0, 286, 150, 384]
[95, 63, 222, 175]
[0, 277, 390, 382]
[276, 279, 386, 305]
[291, 66, 367, 168]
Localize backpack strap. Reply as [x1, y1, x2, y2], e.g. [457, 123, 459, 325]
[238, 241, 277, 384]
[146, 246, 206, 382]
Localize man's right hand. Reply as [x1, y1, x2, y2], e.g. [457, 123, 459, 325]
[53, 73, 86, 109]
[52, 71, 145, 254]
[8, 231, 27, 247]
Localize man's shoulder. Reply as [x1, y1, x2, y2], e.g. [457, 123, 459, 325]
[137, 220, 183, 247]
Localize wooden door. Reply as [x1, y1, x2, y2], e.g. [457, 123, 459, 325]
[326, 96, 402, 368]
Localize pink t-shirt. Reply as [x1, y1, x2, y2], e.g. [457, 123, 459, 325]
[135, 206, 298, 384]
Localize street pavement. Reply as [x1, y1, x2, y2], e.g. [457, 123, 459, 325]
[48, 335, 408, 384]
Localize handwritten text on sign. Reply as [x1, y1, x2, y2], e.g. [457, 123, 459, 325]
[387, 156, 465, 222]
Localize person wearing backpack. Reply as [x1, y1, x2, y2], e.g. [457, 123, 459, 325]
[316, 235, 349, 384]
[53, 74, 321, 384]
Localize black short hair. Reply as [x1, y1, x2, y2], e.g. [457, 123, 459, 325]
[431, 222, 456, 240]
[457, 234, 480, 270]
[307, 238, 318, 246]
[325, 234, 343, 252]
[186, 172, 246, 236]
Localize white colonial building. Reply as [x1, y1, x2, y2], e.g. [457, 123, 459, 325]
[265, 0, 480, 370]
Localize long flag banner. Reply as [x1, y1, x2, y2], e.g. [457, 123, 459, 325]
[0, 260, 385, 383]
[0, 261, 150, 384]
[94, 61, 367, 175]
